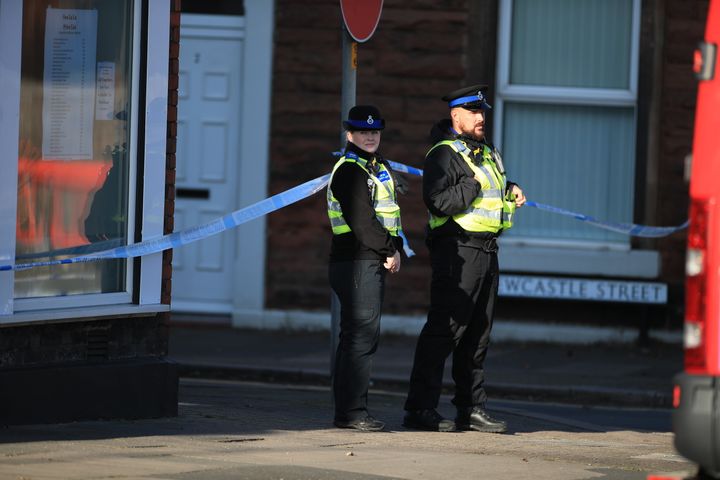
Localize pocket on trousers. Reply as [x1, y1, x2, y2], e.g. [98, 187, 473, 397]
[344, 304, 377, 332]
[431, 261, 458, 292]
[351, 305, 375, 322]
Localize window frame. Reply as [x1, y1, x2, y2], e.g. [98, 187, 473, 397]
[494, 0, 641, 250]
[0, 0, 24, 316]
[0, 0, 170, 324]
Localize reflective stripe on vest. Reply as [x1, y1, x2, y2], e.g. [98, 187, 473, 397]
[327, 152, 401, 236]
[427, 139, 515, 233]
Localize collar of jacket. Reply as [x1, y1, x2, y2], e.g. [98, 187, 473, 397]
[454, 134, 486, 152]
[431, 119, 488, 152]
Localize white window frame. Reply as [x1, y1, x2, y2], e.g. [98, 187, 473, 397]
[0, 0, 170, 323]
[495, 0, 641, 148]
[0, 0, 24, 316]
[495, 0, 641, 191]
[494, 0, 659, 278]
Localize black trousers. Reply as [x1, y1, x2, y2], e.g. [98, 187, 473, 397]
[329, 259, 386, 422]
[405, 237, 499, 411]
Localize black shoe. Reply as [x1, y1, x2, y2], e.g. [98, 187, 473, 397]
[334, 415, 385, 432]
[403, 409, 457, 432]
[456, 406, 507, 433]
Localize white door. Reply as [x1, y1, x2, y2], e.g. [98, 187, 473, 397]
[172, 15, 244, 313]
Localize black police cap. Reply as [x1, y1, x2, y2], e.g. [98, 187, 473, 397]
[442, 84, 492, 110]
[343, 105, 385, 131]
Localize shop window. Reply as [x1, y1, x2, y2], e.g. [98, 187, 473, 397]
[15, 1, 135, 298]
[496, 0, 639, 246]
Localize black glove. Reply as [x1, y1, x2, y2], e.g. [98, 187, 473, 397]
[376, 153, 410, 195]
[393, 171, 410, 195]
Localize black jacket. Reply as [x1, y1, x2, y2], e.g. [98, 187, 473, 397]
[329, 142, 404, 262]
[423, 119, 514, 248]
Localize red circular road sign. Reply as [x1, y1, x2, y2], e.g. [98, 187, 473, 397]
[340, 0, 384, 43]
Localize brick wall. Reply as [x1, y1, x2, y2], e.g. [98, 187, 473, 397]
[266, 0, 708, 322]
[161, 0, 181, 329]
[654, 0, 708, 298]
[0, 316, 169, 368]
[267, 0, 470, 314]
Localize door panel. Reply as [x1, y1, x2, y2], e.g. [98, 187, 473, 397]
[173, 17, 243, 311]
[199, 121, 229, 181]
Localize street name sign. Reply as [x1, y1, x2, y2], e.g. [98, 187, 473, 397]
[499, 274, 668, 304]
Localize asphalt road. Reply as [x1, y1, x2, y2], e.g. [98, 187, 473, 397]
[0, 378, 693, 480]
[489, 398, 672, 433]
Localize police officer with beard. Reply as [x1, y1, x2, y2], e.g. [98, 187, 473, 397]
[403, 85, 525, 433]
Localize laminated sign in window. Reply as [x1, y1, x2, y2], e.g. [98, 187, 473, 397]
[42, 8, 98, 160]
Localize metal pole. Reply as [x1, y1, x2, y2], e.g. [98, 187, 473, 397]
[340, 25, 357, 144]
[331, 26, 357, 382]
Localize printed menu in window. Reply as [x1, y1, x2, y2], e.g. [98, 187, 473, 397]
[41, 8, 98, 160]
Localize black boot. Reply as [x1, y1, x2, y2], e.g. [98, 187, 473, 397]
[334, 415, 385, 432]
[403, 409, 457, 432]
[456, 406, 507, 433]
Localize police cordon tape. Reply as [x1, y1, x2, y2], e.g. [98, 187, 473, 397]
[386, 160, 689, 238]
[15, 237, 125, 261]
[524, 200, 689, 238]
[1, 173, 330, 272]
[0, 160, 688, 272]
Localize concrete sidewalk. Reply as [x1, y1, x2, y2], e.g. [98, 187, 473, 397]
[168, 317, 683, 408]
[0, 379, 693, 480]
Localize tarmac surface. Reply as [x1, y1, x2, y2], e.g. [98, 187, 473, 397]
[0, 378, 692, 480]
[169, 318, 683, 408]
[0, 319, 690, 480]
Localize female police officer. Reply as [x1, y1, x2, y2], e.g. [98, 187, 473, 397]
[327, 105, 403, 431]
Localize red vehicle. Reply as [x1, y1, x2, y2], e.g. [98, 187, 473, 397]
[672, 0, 720, 478]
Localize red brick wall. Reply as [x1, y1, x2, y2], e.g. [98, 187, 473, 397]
[655, 0, 709, 294]
[162, 0, 181, 312]
[266, 0, 708, 321]
[159, 0, 181, 334]
[266, 0, 470, 314]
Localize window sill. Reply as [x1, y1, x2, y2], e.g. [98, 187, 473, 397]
[498, 243, 660, 278]
[0, 303, 170, 327]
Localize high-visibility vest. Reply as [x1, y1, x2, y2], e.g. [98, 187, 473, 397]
[427, 139, 515, 233]
[327, 152, 402, 236]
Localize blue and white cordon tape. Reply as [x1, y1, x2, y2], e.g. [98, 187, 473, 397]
[1, 174, 329, 272]
[524, 200, 689, 238]
[0, 159, 687, 271]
